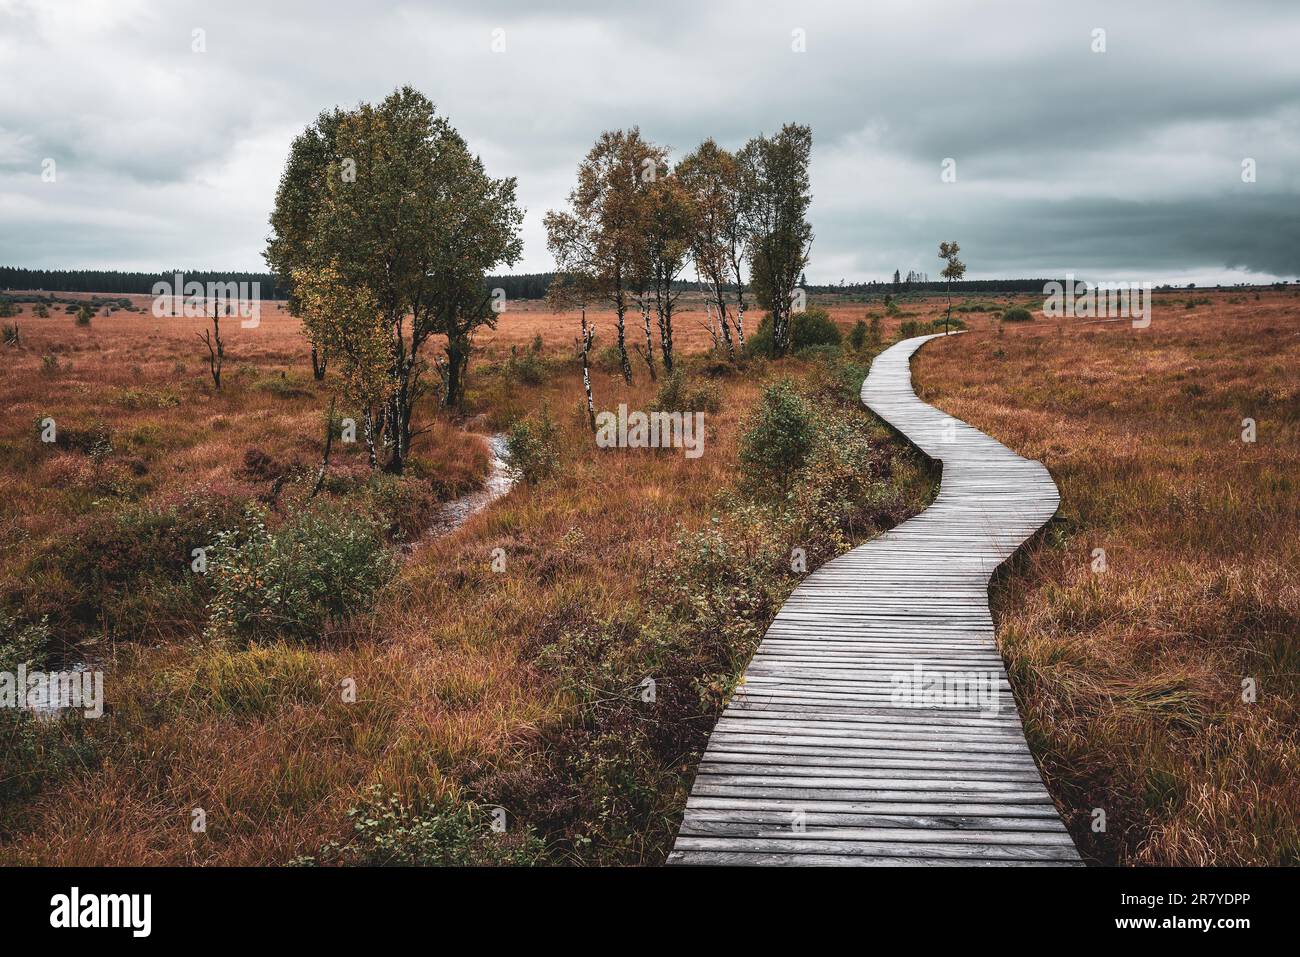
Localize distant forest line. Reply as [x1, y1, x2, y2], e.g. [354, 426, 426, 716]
[0, 266, 1286, 301]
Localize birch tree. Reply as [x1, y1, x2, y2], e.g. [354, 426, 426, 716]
[546, 273, 599, 431]
[292, 265, 393, 468]
[678, 139, 741, 360]
[738, 124, 813, 357]
[642, 171, 693, 373]
[546, 128, 666, 384]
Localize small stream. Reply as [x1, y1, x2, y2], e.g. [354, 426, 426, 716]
[418, 433, 519, 541]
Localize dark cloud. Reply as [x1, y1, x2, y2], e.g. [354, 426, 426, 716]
[1, 0, 1296, 282]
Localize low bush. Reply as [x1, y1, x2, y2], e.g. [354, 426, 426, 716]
[44, 494, 239, 638]
[253, 371, 313, 399]
[738, 379, 816, 492]
[506, 404, 561, 483]
[789, 307, 842, 350]
[1002, 306, 1034, 322]
[308, 787, 544, 866]
[205, 502, 397, 644]
[504, 348, 549, 386]
[745, 308, 842, 357]
[652, 367, 721, 413]
[929, 316, 967, 332]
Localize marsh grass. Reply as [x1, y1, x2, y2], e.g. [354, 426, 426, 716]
[915, 291, 1300, 865]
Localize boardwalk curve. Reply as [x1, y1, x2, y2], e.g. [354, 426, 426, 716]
[668, 332, 1080, 866]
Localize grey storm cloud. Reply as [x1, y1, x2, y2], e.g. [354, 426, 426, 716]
[1, 0, 1297, 283]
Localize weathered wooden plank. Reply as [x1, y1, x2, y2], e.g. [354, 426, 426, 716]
[668, 332, 1079, 866]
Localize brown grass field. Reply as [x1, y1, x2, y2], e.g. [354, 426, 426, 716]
[0, 288, 1296, 865]
[915, 291, 1300, 865]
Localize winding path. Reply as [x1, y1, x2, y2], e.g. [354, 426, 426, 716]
[667, 332, 1080, 866]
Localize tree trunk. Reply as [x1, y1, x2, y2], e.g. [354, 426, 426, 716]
[362, 407, 379, 469]
[729, 250, 748, 348]
[310, 344, 327, 381]
[614, 290, 632, 384]
[714, 282, 736, 360]
[656, 279, 675, 373]
[581, 312, 597, 432]
[641, 302, 657, 380]
[311, 396, 337, 498]
[199, 302, 224, 390]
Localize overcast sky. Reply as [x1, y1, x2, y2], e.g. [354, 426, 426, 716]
[1, 0, 1297, 284]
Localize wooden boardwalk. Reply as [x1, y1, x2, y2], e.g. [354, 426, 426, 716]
[667, 332, 1080, 866]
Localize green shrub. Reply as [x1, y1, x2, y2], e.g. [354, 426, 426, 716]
[0, 613, 51, 673]
[849, 319, 868, 350]
[929, 316, 967, 332]
[310, 787, 545, 866]
[743, 314, 776, 357]
[744, 308, 841, 357]
[803, 355, 873, 409]
[1002, 306, 1034, 322]
[34, 305, 50, 318]
[739, 380, 815, 492]
[505, 348, 548, 386]
[1, 323, 17, 346]
[793, 343, 842, 363]
[206, 503, 397, 644]
[0, 302, 16, 318]
[898, 319, 922, 338]
[790, 308, 842, 350]
[74, 306, 91, 326]
[594, 344, 624, 372]
[652, 367, 721, 413]
[506, 404, 561, 483]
